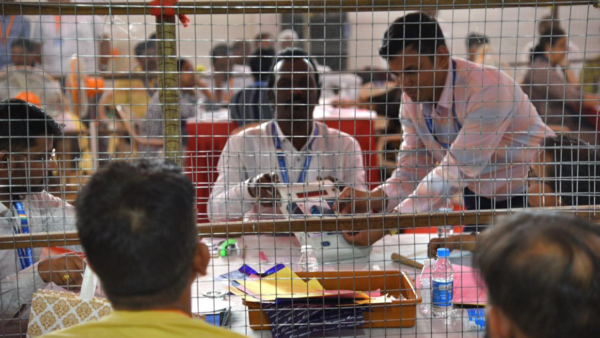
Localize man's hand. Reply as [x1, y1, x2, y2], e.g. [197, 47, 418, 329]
[334, 188, 386, 215]
[342, 230, 386, 247]
[427, 234, 477, 258]
[248, 172, 281, 206]
[334, 188, 369, 214]
[37, 254, 85, 288]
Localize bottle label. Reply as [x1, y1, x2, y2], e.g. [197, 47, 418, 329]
[466, 308, 486, 331]
[432, 280, 453, 307]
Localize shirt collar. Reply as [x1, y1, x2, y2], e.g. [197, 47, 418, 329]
[436, 58, 455, 110]
[271, 120, 319, 152]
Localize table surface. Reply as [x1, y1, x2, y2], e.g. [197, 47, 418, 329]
[193, 234, 480, 338]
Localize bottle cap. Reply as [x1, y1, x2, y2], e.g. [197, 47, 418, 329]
[437, 248, 450, 258]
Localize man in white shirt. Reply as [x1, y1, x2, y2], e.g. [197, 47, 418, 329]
[209, 48, 366, 221]
[336, 13, 553, 246]
[30, 0, 110, 77]
[0, 99, 83, 333]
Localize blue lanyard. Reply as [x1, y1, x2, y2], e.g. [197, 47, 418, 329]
[271, 122, 318, 184]
[13, 201, 34, 270]
[424, 60, 462, 149]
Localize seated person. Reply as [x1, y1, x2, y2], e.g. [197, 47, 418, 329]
[98, 39, 158, 123]
[209, 48, 366, 221]
[520, 26, 600, 142]
[206, 44, 251, 107]
[465, 33, 513, 78]
[0, 99, 83, 332]
[428, 134, 600, 257]
[229, 48, 276, 126]
[45, 161, 248, 338]
[9, 39, 39, 68]
[474, 211, 600, 338]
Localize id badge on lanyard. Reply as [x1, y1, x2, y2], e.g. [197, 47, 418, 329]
[424, 60, 462, 150]
[272, 122, 318, 184]
[13, 201, 34, 270]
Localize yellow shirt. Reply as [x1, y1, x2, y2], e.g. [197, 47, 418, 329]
[42, 310, 248, 338]
[113, 78, 156, 120]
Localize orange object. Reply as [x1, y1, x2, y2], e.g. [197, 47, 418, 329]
[14, 91, 42, 107]
[84, 76, 105, 99]
[243, 270, 421, 329]
[0, 16, 15, 46]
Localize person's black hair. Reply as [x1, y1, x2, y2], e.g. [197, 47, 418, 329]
[75, 160, 198, 310]
[541, 135, 599, 207]
[466, 33, 489, 49]
[474, 212, 600, 338]
[249, 48, 276, 82]
[0, 99, 62, 152]
[530, 26, 566, 62]
[266, 48, 320, 89]
[379, 12, 447, 61]
[255, 32, 272, 41]
[10, 38, 35, 53]
[134, 40, 156, 57]
[177, 58, 191, 72]
[211, 44, 230, 63]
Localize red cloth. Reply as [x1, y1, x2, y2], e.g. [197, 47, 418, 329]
[320, 119, 380, 188]
[185, 121, 238, 223]
[149, 0, 189, 27]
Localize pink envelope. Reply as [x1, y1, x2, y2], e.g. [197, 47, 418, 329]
[416, 264, 487, 305]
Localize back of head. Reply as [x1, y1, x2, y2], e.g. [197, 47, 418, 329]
[543, 135, 600, 206]
[266, 48, 320, 89]
[531, 25, 566, 61]
[249, 48, 276, 82]
[11, 38, 35, 53]
[474, 212, 600, 338]
[211, 44, 230, 62]
[0, 98, 62, 152]
[134, 40, 155, 57]
[466, 33, 489, 50]
[75, 160, 198, 310]
[379, 12, 446, 60]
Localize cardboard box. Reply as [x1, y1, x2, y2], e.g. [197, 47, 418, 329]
[244, 270, 421, 329]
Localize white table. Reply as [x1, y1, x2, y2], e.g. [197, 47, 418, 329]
[193, 234, 480, 338]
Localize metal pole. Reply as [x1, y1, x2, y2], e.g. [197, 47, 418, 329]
[156, 15, 182, 166]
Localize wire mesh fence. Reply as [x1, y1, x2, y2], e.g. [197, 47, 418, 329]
[0, 0, 598, 337]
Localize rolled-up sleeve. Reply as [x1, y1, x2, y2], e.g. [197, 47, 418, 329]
[398, 87, 517, 213]
[380, 105, 433, 212]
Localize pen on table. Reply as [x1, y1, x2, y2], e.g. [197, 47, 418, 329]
[391, 253, 424, 270]
[259, 251, 268, 264]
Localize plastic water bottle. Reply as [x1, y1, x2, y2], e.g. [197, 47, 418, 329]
[448, 308, 486, 332]
[417, 259, 433, 316]
[298, 245, 318, 272]
[432, 248, 454, 318]
[437, 207, 454, 238]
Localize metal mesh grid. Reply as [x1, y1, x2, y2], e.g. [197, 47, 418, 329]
[0, 1, 597, 337]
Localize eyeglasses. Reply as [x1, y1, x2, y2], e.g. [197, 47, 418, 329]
[12, 148, 56, 164]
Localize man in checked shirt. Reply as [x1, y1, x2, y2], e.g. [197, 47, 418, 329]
[0, 99, 83, 334]
[336, 13, 554, 246]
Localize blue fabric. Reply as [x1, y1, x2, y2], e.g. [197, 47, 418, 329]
[0, 16, 31, 68]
